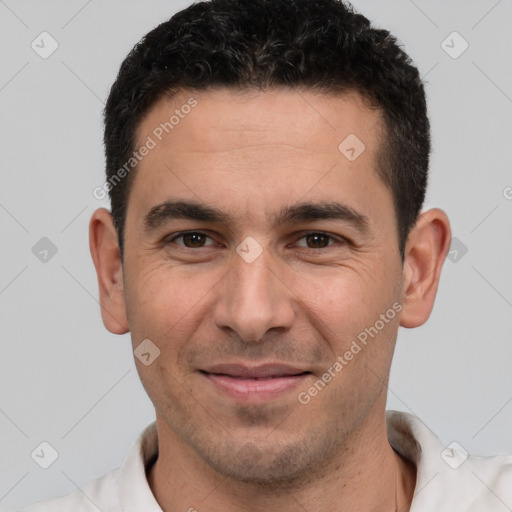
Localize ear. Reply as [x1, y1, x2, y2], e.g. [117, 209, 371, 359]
[399, 208, 451, 328]
[89, 208, 129, 334]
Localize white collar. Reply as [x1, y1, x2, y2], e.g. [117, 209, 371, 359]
[114, 411, 512, 512]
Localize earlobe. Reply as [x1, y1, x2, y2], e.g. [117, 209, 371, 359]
[89, 208, 129, 334]
[399, 208, 451, 328]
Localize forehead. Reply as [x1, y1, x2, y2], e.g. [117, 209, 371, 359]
[128, 87, 393, 234]
[137, 87, 382, 157]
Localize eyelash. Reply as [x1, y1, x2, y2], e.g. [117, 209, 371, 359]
[165, 231, 348, 250]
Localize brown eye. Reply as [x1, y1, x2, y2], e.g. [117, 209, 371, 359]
[296, 232, 343, 249]
[305, 233, 331, 248]
[169, 232, 214, 248]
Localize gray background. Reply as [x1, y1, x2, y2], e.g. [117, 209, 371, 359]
[1, 0, 511, 509]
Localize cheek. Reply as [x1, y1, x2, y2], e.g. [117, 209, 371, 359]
[124, 260, 223, 358]
[302, 263, 401, 356]
[125, 266, 205, 398]
[298, 262, 390, 323]
[124, 263, 189, 337]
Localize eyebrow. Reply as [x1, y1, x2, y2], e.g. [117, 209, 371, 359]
[143, 199, 370, 234]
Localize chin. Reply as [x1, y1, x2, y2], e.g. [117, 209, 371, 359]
[196, 435, 335, 490]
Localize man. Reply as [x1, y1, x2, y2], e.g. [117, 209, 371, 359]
[18, 0, 511, 511]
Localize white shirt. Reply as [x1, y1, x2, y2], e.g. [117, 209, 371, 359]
[16, 411, 512, 512]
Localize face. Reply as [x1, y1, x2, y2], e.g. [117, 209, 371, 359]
[116, 88, 407, 484]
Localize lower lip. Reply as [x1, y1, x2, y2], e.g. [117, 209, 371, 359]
[202, 372, 310, 402]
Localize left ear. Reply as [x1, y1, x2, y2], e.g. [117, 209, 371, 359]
[399, 208, 451, 328]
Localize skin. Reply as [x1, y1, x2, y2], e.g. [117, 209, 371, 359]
[90, 87, 451, 511]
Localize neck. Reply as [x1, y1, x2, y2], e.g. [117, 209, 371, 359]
[147, 411, 416, 512]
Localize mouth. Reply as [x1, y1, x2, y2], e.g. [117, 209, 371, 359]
[199, 363, 312, 402]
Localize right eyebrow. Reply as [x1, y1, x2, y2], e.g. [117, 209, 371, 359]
[144, 201, 231, 231]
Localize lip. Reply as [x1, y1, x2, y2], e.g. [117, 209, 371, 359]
[202, 363, 310, 378]
[200, 363, 311, 402]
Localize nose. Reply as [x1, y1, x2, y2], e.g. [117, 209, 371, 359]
[212, 245, 296, 342]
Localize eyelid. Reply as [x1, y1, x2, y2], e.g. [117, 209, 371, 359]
[165, 230, 349, 249]
[166, 230, 218, 247]
[293, 231, 348, 248]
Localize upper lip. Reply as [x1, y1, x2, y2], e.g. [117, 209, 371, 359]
[202, 363, 310, 378]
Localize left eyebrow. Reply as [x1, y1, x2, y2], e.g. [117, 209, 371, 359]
[272, 201, 370, 234]
[143, 199, 371, 234]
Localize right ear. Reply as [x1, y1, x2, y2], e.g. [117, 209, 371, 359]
[89, 208, 129, 334]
